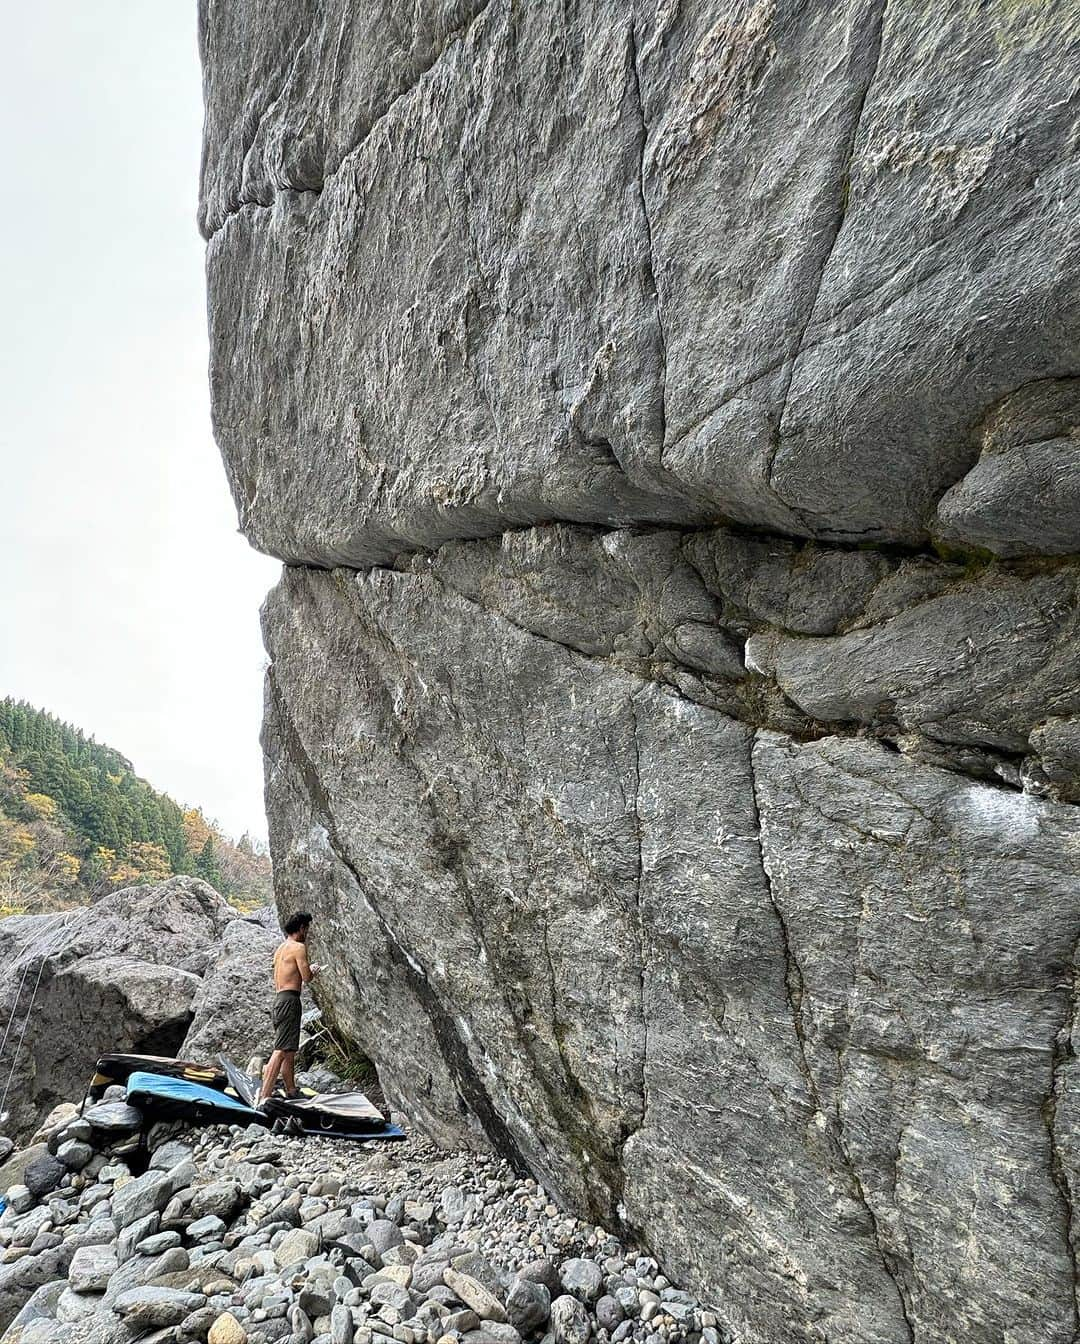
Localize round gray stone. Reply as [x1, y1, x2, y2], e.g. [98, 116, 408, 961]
[595, 1296, 624, 1331]
[23, 1154, 65, 1199]
[518, 1261, 561, 1298]
[507, 1277, 551, 1335]
[558, 1260, 604, 1305]
[56, 1140, 93, 1171]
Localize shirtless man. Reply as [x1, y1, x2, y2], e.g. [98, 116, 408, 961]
[258, 911, 324, 1104]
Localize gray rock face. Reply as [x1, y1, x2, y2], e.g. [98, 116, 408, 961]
[181, 918, 278, 1064]
[934, 379, 1080, 557]
[200, 3, 1080, 1343]
[0, 878, 273, 1140]
[258, 557, 1080, 1343]
[200, 2, 1080, 566]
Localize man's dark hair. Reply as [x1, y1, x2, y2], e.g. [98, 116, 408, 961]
[284, 911, 313, 936]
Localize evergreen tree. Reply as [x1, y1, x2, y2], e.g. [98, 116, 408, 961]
[195, 837, 223, 891]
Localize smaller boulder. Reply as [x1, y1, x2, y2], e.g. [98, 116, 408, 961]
[375, 1263, 412, 1289]
[138, 1231, 183, 1255]
[557, 1259, 603, 1304]
[370, 1282, 415, 1314]
[518, 1261, 560, 1297]
[118, 1211, 161, 1263]
[465, 1326, 521, 1344]
[451, 1252, 505, 1294]
[289, 1303, 314, 1344]
[439, 1187, 475, 1225]
[56, 1285, 101, 1324]
[367, 1219, 403, 1258]
[297, 1286, 333, 1319]
[507, 1277, 551, 1335]
[103, 1245, 190, 1309]
[56, 1140, 93, 1172]
[188, 1180, 244, 1222]
[7, 1186, 33, 1215]
[330, 1302, 353, 1344]
[114, 1285, 205, 1330]
[412, 1259, 448, 1294]
[208, 1310, 248, 1344]
[82, 1101, 142, 1133]
[33, 1104, 78, 1149]
[23, 1155, 65, 1201]
[274, 1228, 320, 1268]
[445, 1309, 481, 1334]
[68, 1243, 117, 1293]
[113, 1161, 196, 1229]
[550, 1295, 590, 1344]
[58, 1119, 92, 1145]
[444, 1269, 508, 1324]
[150, 1141, 194, 1172]
[187, 1214, 227, 1243]
[182, 1305, 221, 1340]
[595, 1295, 624, 1331]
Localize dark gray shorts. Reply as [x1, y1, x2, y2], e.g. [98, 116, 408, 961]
[272, 990, 302, 1052]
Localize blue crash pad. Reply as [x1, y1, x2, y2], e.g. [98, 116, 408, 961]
[126, 1070, 262, 1119]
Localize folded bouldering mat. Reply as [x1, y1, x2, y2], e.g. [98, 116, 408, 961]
[220, 1056, 403, 1141]
[89, 1053, 323, 1103]
[88, 1053, 228, 1101]
[125, 1071, 264, 1126]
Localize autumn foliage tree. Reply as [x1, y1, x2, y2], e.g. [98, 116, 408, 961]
[0, 699, 272, 912]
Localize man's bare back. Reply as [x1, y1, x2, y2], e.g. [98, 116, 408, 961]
[272, 938, 312, 991]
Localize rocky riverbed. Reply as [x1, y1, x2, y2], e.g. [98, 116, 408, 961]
[0, 1087, 726, 1344]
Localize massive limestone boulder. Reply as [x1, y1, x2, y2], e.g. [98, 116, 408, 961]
[0, 879, 273, 1140]
[200, 2, 1080, 1342]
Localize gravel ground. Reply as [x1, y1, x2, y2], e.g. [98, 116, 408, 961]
[0, 1094, 730, 1344]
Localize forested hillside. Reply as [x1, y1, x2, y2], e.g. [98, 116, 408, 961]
[0, 698, 271, 912]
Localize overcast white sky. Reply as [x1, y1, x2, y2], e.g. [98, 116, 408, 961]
[0, 5, 280, 840]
